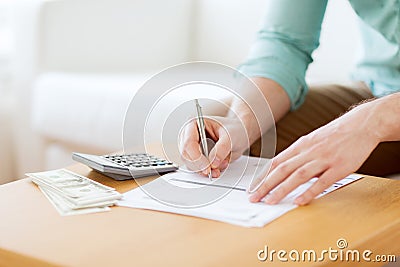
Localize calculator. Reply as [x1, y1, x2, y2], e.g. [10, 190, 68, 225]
[72, 152, 178, 181]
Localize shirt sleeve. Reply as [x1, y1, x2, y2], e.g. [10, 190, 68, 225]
[238, 0, 328, 110]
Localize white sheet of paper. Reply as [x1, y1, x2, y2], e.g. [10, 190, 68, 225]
[167, 156, 269, 191]
[118, 156, 363, 227]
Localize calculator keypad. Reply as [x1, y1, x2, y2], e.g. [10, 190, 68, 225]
[102, 154, 174, 169]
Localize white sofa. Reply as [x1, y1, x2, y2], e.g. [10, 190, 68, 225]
[12, 0, 361, 176]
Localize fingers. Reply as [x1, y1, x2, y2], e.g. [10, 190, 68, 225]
[208, 130, 232, 170]
[294, 169, 337, 206]
[268, 137, 303, 173]
[181, 144, 211, 176]
[249, 156, 338, 206]
[219, 159, 229, 171]
[249, 154, 309, 202]
[179, 120, 210, 175]
[263, 160, 327, 204]
[179, 116, 243, 178]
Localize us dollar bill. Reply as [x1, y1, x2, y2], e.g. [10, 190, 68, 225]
[28, 169, 115, 198]
[39, 186, 111, 216]
[28, 169, 122, 215]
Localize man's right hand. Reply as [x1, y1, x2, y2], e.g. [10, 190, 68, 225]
[179, 77, 291, 179]
[179, 116, 250, 178]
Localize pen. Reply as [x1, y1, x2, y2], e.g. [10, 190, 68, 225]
[194, 99, 212, 181]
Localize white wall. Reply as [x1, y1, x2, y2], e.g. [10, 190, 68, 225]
[9, 0, 45, 181]
[0, 95, 16, 184]
[307, 0, 360, 83]
[38, 0, 193, 73]
[0, 2, 17, 184]
[193, 0, 268, 67]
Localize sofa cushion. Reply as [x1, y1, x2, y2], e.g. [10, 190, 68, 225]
[31, 72, 151, 151]
[31, 72, 233, 154]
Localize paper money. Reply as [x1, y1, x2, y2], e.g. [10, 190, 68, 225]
[39, 186, 111, 216]
[28, 169, 115, 198]
[28, 169, 122, 216]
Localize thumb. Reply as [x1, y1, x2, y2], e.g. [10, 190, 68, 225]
[208, 131, 232, 169]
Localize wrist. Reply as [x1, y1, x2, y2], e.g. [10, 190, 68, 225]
[228, 101, 261, 144]
[353, 93, 400, 143]
[227, 78, 290, 145]
[372, 93, 400, 142]
[240, 111, 262, 144]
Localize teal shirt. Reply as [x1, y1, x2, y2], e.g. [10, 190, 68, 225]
[239, 0, 400, 110]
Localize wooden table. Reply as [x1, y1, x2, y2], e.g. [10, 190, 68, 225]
[0, 164, 399, 267]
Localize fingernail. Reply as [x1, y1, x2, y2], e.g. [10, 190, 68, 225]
[295, 196, 305, 205]
[211, 158, 221, 169]
[264, 195, 276, 204]
[212, 168, 220, 178]
[249, 193, 259, 202]
[202, 168, 209, 176]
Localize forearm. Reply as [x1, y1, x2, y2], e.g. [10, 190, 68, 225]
[228, 77, 290, 144]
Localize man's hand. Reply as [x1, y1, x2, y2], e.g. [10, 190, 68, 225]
[179, 116, 249, 177]
[179, 77, 291, 178]
[250, 99, 384, 206]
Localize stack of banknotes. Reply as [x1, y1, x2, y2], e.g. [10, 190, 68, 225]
[28, 169, 122, 216]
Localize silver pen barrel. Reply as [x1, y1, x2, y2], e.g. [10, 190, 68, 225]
[194, 99, 212, 181]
